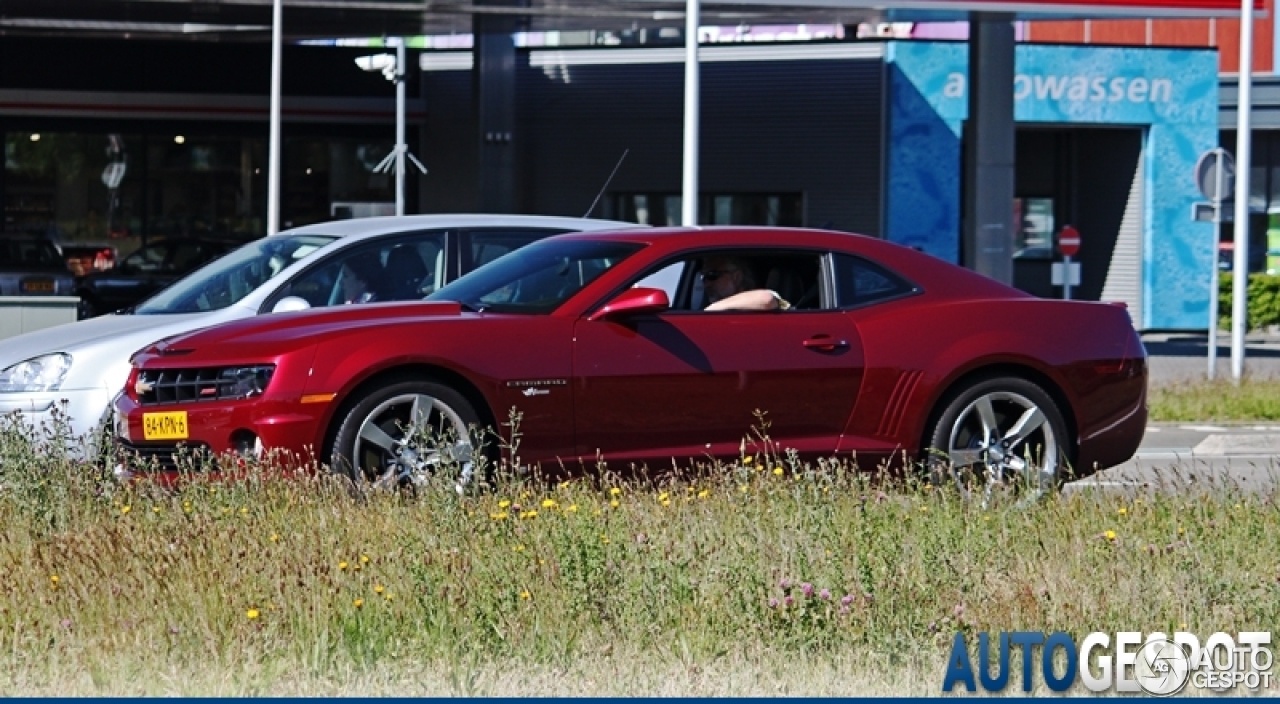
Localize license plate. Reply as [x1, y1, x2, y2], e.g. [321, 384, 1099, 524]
[143, 411, 188, 441]
[21, 279, 55, 294]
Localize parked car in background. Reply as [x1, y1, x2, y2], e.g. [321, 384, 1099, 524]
[75, 237, 246, 319]
[115, 226, 1148, 499]
[0, 215, 642, 456]
[0, 236, 75, 296]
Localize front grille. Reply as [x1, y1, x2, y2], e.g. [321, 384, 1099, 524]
[137, 366, 271, 406]
[117, 440, 213, 472]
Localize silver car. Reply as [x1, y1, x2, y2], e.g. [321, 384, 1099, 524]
[0, 214, 641, 455]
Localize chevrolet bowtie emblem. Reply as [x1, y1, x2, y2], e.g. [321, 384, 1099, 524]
[134, 378, 154, 395]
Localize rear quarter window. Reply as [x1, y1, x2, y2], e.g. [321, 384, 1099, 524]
[832, 253, 916, 308]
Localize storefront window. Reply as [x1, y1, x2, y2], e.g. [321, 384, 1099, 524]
[1013, 197, 1055, 259]
[147, 135, 265, 240]
[610, 193, 803, 227]
[283, 138, 395, 229]
[5, 132, 145, 246]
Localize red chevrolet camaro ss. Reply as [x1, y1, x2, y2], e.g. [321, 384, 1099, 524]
[114, 227, 1147, 494]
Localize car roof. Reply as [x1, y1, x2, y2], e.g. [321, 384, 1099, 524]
[279, 214, 645, 239]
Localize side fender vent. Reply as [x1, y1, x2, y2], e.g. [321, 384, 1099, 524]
[877, 369, 922, 439]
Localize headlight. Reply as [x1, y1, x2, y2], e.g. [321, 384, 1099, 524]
[0, 353, 72, 393]
[219, 365, 275, 400]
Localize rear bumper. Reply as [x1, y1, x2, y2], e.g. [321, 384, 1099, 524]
[1074, 376, 1148, 478]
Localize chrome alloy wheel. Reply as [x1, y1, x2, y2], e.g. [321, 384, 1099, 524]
[352, 392, 476, 494]
[941, 390, 1059, 506]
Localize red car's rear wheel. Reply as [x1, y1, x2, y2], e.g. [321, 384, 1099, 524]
[925, 377, 1069, 506]
[330, 380, 488, 494]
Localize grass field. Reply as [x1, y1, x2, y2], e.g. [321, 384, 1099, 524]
[1, 415, 1277, 696]
[1149, 378, 1280, 422]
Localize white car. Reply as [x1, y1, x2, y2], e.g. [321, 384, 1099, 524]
[0, 214, 641, 455]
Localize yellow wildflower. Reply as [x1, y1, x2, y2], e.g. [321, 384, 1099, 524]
[541, 498, 557, 509]
[270, 533, 279, 542]
[246, 609, 260, 620]
[697, 489, 710, 499]
[120, 505, 131, 515]
[520, 590, 531, 600]
[353, 598, 364, 609]
[360, 555, 370, 565]
[658, 491, 669, 501]
[1104, 530, 1117, 541]
[609, 499, 620, 509]
[566, 504, 578, 513]
[338, 561, 349, 571]
[498, 499, 511, 509]
[514, 545, 525, 552]
[152, 506, 161, 514]
[773, 467, 784, 476]
[490, 512, 509, 520]
[743, 455, 753, 464]
[374, 585, 385, 595]
[661, 499, 671, 507]
[609, 487, 622, 496]
[1118, 507, 1127, 516]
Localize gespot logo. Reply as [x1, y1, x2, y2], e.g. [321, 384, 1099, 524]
[942, 631, 1273, 694]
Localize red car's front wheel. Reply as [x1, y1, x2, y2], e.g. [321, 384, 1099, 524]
[330, 380, 489, 495]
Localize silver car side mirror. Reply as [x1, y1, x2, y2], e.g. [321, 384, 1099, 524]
[271, 296, 311, 314]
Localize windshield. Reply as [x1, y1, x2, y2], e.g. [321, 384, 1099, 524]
[134, 235, 336, 314]
[427, 238, 643, 314]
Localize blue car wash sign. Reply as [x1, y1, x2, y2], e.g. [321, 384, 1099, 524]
[884, 41, 1219, 330]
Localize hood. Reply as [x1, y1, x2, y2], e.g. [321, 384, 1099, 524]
[148, 300, 466, 360]
[0, 311, 230, 390]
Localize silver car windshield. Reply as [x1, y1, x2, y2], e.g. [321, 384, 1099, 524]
[134, 235, 337, 314]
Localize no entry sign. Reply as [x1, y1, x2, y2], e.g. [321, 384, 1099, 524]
[1059, 225, 1081, 258]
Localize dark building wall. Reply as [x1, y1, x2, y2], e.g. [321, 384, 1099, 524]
[0, 35, 411, 98]
[421, 52, 884, 234]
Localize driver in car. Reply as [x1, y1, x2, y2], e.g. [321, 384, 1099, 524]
[700, 256, 790, 311]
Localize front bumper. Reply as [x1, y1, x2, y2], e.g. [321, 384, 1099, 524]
[112, 392, 328, 479]
[0, 387, 114, 456]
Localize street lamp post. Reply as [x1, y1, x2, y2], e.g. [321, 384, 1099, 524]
[356, 38, 427, 217]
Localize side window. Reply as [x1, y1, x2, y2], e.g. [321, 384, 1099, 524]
[121, 244, 168, 273]
[270, 231, 446, 309]
[633, 261, 685, 301]
[462, 228, 568, 274]
[630, 250, 824, 312]
[832, 253, 915, 308]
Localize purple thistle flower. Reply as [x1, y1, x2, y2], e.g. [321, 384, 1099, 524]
[801, 582, 814, 597]
[783, 595, 794, 607]
[779, 579, 791, 590]
[768, 598, 779, 609]
[819, 588, 832, 600]
[840, 594, 855, 606]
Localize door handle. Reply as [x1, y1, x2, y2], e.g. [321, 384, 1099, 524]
[802, 336, 849, 352]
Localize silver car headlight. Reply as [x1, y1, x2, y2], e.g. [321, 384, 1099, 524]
[0, 353, 72, 393]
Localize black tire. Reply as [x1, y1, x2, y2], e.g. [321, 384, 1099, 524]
[924, 376, 1070, 502]
[329, 379, 494, 494]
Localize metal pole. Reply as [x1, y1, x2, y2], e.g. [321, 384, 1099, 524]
[1209, 149, 1224, 380]
[1063, 255, 1073, 301]
[681, 0, 699, 226]
[395, 38, 406, 217]
[1231, 0, 1254, 383]
[266, 0, 283, 235]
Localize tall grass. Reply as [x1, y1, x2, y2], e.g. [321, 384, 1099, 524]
[0, 412, 1277, 695]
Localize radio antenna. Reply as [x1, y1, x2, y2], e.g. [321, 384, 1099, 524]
[583, 149, 629, 218]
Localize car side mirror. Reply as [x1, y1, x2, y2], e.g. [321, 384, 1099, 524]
[588, 287, 670, 322]
[271, 296, 311, 314]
